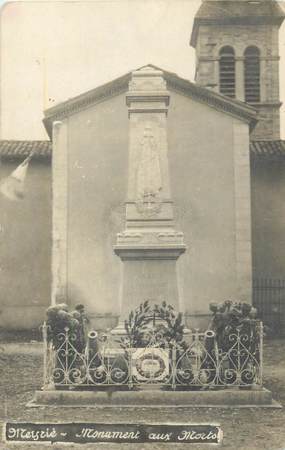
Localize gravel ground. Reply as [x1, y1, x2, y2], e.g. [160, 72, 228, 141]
[0, 339, 284, 450]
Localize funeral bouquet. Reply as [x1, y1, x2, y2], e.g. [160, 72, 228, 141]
[45, 303, 86, 353]
[208, 300, 259, 353]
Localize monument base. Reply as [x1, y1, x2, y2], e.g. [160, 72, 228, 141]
[28, 388, 281, 409]
[110, 322, 128, 336]
[110, 321, 192, 337]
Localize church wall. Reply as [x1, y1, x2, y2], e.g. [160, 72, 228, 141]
[251, 159, 285, 278]
[65, 93, 128, 322]
[52, 88, 252, 330]
[0, 94, 253, 330]
[251, 105, 281, 142]
[167, 91, 243, 326]
[0, 161, 51, 329]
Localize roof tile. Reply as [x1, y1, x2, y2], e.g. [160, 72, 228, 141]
[0, 141, 51, 161]
[250, 140, 285, 159]
[1, 140, 285, 162]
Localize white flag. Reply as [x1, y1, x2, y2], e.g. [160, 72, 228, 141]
[0, 153, 33, 201]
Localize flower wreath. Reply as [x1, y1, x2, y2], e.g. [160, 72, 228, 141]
[135, 352, 166, 379]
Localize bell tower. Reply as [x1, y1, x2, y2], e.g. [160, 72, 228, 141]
[190, 0, 285, 140]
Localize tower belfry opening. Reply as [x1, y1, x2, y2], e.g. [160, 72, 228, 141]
[244, 46, 260, 104]
[190, 0, 285, 140]
[219, 46, 236, 99]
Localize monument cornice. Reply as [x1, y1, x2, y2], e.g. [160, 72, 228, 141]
[126, 199, 173, 204]
[126, 93, 170, 107]
[128, 108, 169, 116]
[113, 246, 186, 261]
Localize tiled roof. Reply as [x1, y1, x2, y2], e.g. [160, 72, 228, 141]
[195, 1, 285, 20]
[0, 140, 51, 161]
[190, 1, 285, 47]
[1, 140, 285, 162]
[250, 140, 285, 159]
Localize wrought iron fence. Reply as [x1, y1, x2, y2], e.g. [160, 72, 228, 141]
[42, 321, 263, 390]
[253, 278, 285, 336]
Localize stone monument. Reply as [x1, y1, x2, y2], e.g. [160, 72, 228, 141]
[32, 68, 276, 411]
[113, 67, 186, 330]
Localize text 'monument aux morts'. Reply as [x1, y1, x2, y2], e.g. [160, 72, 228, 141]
[5, 422, 222, 444]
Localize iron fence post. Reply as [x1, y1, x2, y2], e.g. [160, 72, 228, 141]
[259, 321, 263, 386]
[42, 321, 47, 388]
[236, 328, 241, 385]
[128, 347, 133, 390]
[64, 327, 69, 384]
[171, 344, 177, 390]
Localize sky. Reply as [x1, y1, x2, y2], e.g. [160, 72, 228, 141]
[0, 0, 285, 140]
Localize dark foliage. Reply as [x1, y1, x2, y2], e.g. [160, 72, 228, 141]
[123, 300, 186, 349]
[208, 300, 260, 356]
[45, 304, 87, 353]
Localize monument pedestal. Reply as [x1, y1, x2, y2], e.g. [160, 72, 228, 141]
[114, 233, 186, 315]
[112, 241, 186, 335]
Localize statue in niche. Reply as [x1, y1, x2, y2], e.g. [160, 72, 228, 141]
[136, 125, 162, 216]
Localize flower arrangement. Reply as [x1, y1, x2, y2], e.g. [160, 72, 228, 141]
[46, 303, 89, 353]
[208, 300, 259, 354]
[124, 300, 186, 349]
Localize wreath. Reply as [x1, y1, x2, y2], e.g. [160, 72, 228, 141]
[135, 352, 166, 379]
[123, 300, 187, 350]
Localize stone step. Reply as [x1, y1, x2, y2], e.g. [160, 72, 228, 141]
[28, 387, 281, 408]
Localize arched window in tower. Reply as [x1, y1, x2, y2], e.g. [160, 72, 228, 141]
[244, 46, 260, 103]
[219, 46, 236, 98]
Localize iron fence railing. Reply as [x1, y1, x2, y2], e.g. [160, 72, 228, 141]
[42, 321, 263, 390]
[253, 278, 285, 336]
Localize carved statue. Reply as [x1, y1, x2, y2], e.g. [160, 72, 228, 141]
[136, 126, 162, 203]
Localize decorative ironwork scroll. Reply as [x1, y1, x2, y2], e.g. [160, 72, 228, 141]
[42, 322, 263, 390]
